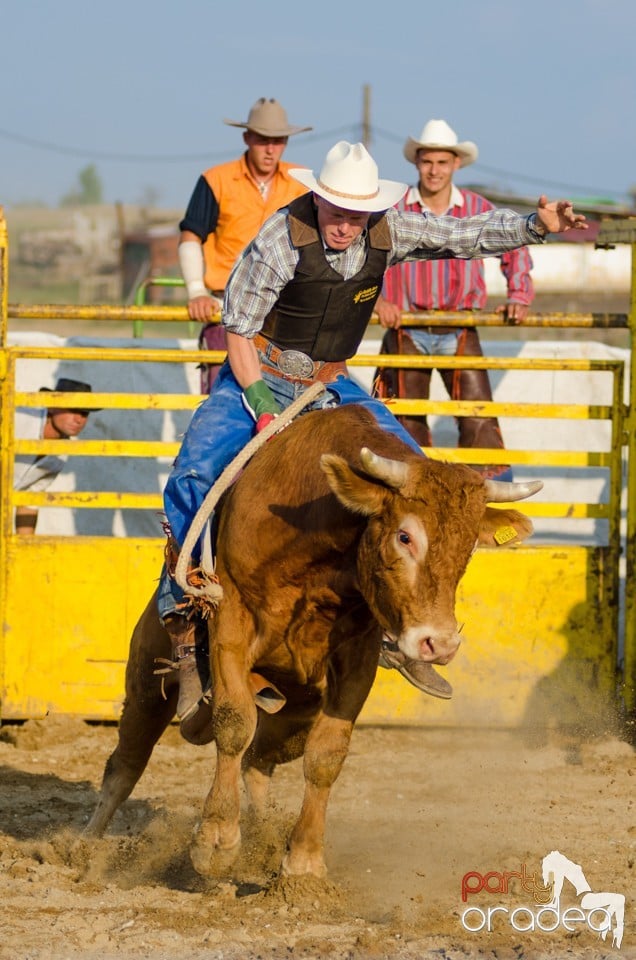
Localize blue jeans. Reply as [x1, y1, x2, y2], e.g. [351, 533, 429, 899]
[407, 329, 460, 358]
[158, 360, 423, 620]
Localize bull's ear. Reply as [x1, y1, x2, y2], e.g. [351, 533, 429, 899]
[478, 507, 534, 547]
[320, 454, 386, 517]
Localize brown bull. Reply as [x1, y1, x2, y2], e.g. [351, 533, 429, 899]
[86, 404, 540, 878]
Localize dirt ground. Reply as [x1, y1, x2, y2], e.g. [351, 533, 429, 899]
[0, 715, 633, 960]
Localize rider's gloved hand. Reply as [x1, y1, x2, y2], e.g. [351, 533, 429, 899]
[255, 413, 277, 432]
[242, 381, 282, 434]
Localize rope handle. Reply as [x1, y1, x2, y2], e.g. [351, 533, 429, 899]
[174, 381, 326, 598]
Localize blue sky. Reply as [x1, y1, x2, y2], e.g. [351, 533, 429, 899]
[2, 0, 635, 210]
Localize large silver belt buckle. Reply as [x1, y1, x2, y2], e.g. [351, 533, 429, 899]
[277, 349, 315, 379]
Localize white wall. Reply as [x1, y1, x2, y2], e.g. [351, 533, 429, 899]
[483, 242, 631, 296]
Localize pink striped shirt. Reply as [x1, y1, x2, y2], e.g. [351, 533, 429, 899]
[382, 186, 534, 312]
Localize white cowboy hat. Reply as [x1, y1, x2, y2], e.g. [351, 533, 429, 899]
[224, 98, 312, 137]
[290, 141, 408, 213]
[403, 119, 478, 168]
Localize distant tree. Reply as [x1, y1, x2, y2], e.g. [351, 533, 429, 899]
[60, 164, 104, 206]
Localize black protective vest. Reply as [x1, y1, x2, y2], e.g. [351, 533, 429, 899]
[261, 194, 391, 361]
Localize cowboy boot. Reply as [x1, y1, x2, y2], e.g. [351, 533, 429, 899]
[378, 647, 452, 699]
[163, 613, 210, 721]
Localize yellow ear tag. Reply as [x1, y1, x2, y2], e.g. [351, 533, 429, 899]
[494, 525, 518, 546]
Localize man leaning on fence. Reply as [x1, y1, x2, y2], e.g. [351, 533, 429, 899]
[13, 378, 97, 536]
[374, 119, 535, 480]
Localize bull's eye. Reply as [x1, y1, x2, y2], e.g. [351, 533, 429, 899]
[394, 515, 426, 561]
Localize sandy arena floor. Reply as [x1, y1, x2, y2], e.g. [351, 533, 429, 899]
[0, 715, 633, 960]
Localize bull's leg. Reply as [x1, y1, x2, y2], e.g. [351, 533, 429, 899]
[242, 710, 314, 817]
[84, 589, 176, 837]
[283, 616, 379, 877]
[85, 692, 175, 837]
[282, 713, 353, 877]
[190, 750, 247, 876]
[189, 594, 258, 877]
[242, 760, 275, 818]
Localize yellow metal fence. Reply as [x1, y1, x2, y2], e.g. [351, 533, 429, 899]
[0, 339, 629, 730]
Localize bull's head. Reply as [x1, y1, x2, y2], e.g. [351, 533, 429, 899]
[320, 448, 542, 666]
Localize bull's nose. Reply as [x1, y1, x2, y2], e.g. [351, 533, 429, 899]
[398, 625, 461, 663]
[419, 634, 461, 664]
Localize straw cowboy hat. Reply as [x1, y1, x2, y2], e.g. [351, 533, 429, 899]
[290, 141, 408, 213]
[224, 98, 312, 137]
[403, 119, 478, 168]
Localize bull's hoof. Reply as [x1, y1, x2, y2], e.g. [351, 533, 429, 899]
[81, 819, 102, 840]
[71, 834, 95, 860]
[81, 806, 110, 839]
[281, 848, 328, 878]
[190, 821, 241, 878]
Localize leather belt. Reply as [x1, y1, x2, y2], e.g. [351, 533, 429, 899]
[254, 333, 347, 385]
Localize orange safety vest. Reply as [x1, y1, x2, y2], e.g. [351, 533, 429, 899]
[202, 154, 308, 292]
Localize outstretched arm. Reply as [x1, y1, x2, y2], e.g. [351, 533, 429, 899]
[389, 200, 585, 264]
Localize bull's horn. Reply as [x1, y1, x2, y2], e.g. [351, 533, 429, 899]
[484, 478, 544, 502]
[360, 448, 409, 490]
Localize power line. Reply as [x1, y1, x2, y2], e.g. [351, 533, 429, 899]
[3, 120, 629, 202]
[0, 125, 353, 164]
[471, 163, 629, 202]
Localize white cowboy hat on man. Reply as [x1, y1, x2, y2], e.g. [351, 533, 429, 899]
[290, 141, 408, 213]
[224, 98, 312, 138]
[403, 119, 478, 168]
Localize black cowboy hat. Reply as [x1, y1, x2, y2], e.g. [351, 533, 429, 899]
[39, 378, 101, 413]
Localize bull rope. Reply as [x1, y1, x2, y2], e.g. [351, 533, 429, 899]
[174, 380, 327, 604]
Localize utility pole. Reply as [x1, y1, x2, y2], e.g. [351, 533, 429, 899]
[361, 84, 371, 149]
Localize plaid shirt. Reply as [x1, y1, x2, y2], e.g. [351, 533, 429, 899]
[382, 186, 534, 312]
[222, 203, 543, 339]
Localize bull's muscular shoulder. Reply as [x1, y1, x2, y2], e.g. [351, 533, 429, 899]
[240, 404, 464, 500]
[289, 404, 419, 465]
[225, 404, 480, 533]
[219, 404, 418, 539]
